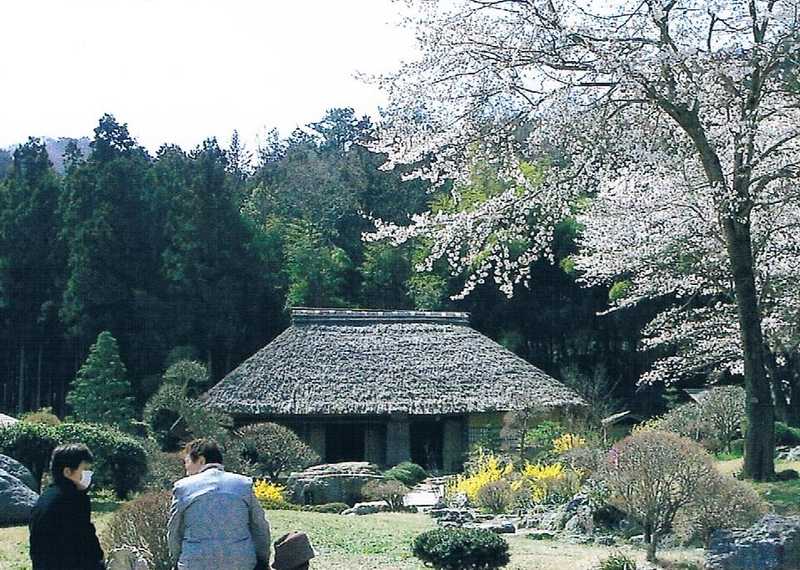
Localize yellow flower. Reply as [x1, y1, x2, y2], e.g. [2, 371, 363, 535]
[447, 450, 513, 502]
[253, 479, 286, 504]
[517, 462, 565, 504]
[552, 433, 586, 455]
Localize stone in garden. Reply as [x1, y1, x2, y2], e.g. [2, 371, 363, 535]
[286, 462, 385, 505]
[777, 446, 800, 462]
[474, 520, 516, 534]
[0, 454, 37, 491]
[594, 535, 616, 546]
[526, 530, 557, 540]
[564, 504, 594, 535]
[706, 515, 800, 570]
[0, 468, 39, 524]
[342, 500, 389, 516]
[428, 507, 476, 526]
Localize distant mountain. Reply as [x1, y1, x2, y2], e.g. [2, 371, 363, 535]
[0, 136, 91, 176]
[42, 137, 91, 173]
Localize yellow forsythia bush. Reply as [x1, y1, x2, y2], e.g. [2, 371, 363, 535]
[253, 479, 292, 509]
[552, 433, 586, 455]
[513, 462, 566, 504]
[449, 451, 513, 502]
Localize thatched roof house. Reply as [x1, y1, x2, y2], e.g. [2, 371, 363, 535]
[207, 308, 585, 471]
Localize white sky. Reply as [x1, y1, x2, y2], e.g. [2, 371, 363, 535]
[0, 0, 416, 152]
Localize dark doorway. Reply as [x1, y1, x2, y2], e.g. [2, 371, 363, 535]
[325, 423, 366, 462]
[411, 420, 443, 471]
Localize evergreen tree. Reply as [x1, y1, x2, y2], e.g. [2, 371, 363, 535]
[0, 138, 64, 412]
[66, 331, 135, 429]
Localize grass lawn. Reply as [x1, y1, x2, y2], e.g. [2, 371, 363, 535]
[717, 458, 800, 515]
[262, 510, 704, 570]
[1, 507, 703, 570]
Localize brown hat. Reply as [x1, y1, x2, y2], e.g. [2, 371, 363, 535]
[272, 531, 316, 570]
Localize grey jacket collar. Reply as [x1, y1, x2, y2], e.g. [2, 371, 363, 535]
[199, 463, 224, 473]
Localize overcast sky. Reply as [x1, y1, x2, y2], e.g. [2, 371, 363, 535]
[0, 0, 416, 152]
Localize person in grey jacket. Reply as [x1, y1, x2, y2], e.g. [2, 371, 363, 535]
[167, 438, 270, 570]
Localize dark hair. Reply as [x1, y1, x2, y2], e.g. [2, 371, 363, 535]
[185, 438, 223, 465]
[51, 443, 94, 484]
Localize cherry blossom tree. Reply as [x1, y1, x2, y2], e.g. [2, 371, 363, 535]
[369, 0, 800, 479]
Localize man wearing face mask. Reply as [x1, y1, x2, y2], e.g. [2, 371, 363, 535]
[29, 443, 105, 570]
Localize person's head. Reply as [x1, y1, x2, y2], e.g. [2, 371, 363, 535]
[51, 443, 94, 490]
[183, 438, 223, 476]
[272, 532, 315, 570]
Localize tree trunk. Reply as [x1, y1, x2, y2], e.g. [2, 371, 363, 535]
[765, 347, 788, 423]
[36, 343, 43, 411]
[17, 343, 25, 415]
[788, 355, 800, 427]
[646, 530, 657, 562]
[723, 217, 774, 480]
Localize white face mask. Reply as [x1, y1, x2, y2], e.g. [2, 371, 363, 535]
[78, 470, 93, 490]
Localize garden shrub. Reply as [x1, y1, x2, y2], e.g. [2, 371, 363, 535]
[526, 420, 565, 461]
[362, 479, 409, 511]
[303, 502, 349, 514]
[645, 387, 746, 452]
[475, 479, 513, 514]
[412, 528, 510, 570]
[384, 461, 428, 487]
[597, 551, 638, 570]
[561, 445, 605, 476]
[449, 450, 512, 503]
[775, 421, 800, 446]
[234, 422, 319, 482]
[253, 479, 296, 510]
[142, 440, 185, 491]
[552, 433, 586, 455]
[55, 422, 148, 499]
[21, 407, 61, 426]
[0, 421, 58, 490]
[102, 491, 172, 570]
[601, 431, 716, 562]
[673, 474, 768, 546]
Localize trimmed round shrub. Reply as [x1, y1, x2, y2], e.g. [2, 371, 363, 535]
[384, 461, 428, 487]
[102, 491, 172, 570]
[234, 422, 319, 482]
[412, 528, 510, 570]
[303, 502, 349, 514]
[0, 421, 58, 490]
[55, 423, 148, 499]
[362, 479, 409, 511]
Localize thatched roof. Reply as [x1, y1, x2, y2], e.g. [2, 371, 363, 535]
[206, 308, 586, 416]
[0, 413, 18, 428]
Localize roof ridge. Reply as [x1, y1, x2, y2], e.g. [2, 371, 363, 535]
[291, 307, 470, 325]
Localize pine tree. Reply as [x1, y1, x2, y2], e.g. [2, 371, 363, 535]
[66, 331, 135, 430]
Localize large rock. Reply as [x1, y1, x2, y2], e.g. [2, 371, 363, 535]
[286, 462, 385, 505]
[0, 454, 38, 491]
[342, 500, 390, 516]
[706, 515, 800, 570]
[0, 468, 39, 524]
[777, 446, 800, 462]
